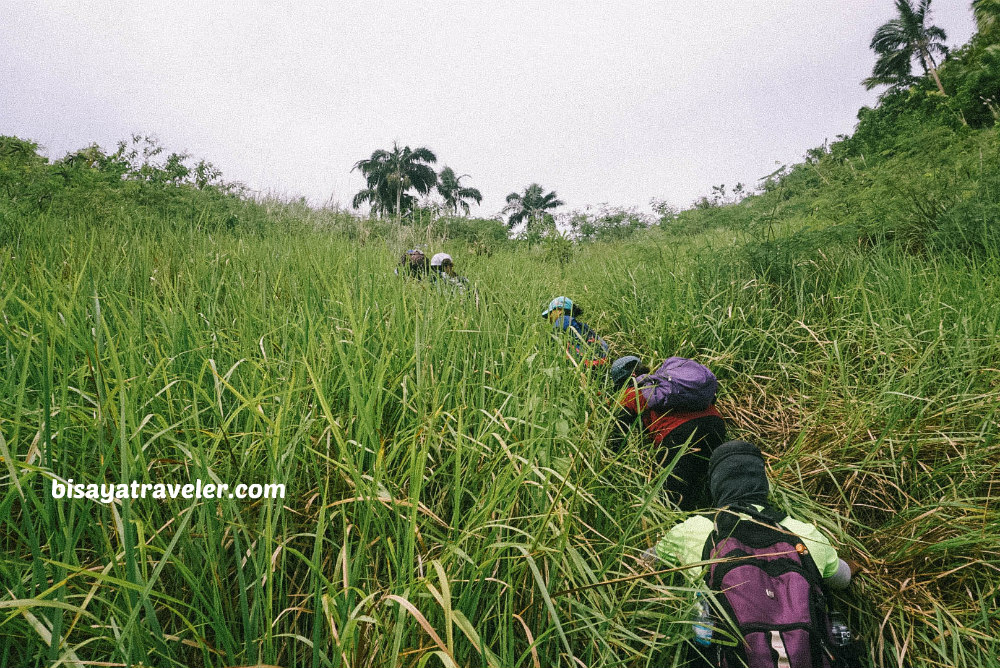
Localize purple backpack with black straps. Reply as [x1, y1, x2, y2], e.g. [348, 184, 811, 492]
[636, 357, 717, 412]
[701, 505, 835, 668]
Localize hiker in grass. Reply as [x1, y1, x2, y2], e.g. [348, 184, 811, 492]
[396, 249, 430, 280]
[542, 296, 609, 367]
[429, 253, 468, 291]
[652, 441, 861, 668]
[608, 355, 727, 511]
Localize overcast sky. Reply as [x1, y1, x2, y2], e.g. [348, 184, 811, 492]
[2, 1, 977, 217]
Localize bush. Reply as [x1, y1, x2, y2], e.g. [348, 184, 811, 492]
[431, 216, 509, 247]
[0, 136, 61, 209]
[567, 205, 653, 242]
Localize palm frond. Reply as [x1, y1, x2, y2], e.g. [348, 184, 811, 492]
[458, 186, 482, 204]
[409, 147, 437, 164]
[864, 0, 948, 93]
[351, 188, 377, 209]
[924, 25, 948, 44]
[871, 20, 911, 53]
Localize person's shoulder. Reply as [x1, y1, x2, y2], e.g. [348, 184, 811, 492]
[779, 515, 832, 544]
[656, 515, 715, 566]
[778, 513, 842, 578]
[552, 315, 574, 329]
[666, 514, 714, 542]
[681, 514, 714, 533]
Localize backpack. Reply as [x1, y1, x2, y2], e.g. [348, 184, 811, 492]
[700, 505, 836, 668]
[398, 249, 429, 279]
[636, 357, 717, 412]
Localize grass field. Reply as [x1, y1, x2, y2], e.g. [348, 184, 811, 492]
[1, 202, 997, 667]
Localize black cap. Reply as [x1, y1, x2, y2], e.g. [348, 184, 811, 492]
[709, 440, 770, 507]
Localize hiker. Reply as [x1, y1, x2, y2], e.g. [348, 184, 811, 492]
[608, 355, 727, 511]
[652, 441, 860, 668]
[429, 253, 468, 290]
[542, 296, 609, 367]
[396, 249, 429, 279]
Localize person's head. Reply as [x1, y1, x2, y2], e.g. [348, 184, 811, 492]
[542, 296, 581, 323]
[708, 441, 770, 508]
[610, 355, 650, 390]
[431, 253, 455, 276]
[400, 249, 429, 278]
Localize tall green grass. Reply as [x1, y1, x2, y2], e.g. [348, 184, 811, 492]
[1, 206, 998, 667]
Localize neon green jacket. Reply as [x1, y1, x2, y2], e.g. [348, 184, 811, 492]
[655, 505, 844, 584]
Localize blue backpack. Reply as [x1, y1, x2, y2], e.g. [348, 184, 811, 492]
[636, 357, 717, 411]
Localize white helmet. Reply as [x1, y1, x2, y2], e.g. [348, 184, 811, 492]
[430, 253, 452, 267]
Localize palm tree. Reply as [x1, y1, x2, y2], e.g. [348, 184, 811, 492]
[503, 183, 564, 231]
[973, 0, 1000, 36]
[436, 166, 483, 215]
[352, 143, 438, 225]
[864, 0, 948, 95]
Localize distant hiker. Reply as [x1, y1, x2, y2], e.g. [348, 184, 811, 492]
[609, 355, 726, 511]
[430, 252, 456, 276]
[396, 249, 429, 279]
[652, 441, 861, 668]
[542, 296, 609, 367]
[429, 252, 468, 290]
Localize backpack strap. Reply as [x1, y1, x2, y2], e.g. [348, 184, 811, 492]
[757, 504, 789, 524]
[700, 507, 746, 561]
[729, 502, 785, 523]
[714, 505, 826, 581]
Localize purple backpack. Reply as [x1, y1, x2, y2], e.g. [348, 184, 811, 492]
[701, 505, 835, 668]
[636, 357, 717, 412]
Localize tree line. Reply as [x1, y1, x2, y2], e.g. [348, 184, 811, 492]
[350, 143, 563, 232]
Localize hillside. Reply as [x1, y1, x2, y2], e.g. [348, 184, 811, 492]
[2, 30, 1000, 668]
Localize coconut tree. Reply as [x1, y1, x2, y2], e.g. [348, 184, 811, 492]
[352, 143, 438, 224]
[973, 0, 1000, 36]
[864, 0, 949, 95]
[502, 183, 564, 232]
[436, 166, 483, 215]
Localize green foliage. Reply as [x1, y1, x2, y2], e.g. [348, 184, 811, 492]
[431, 215, 508, 250]
[676, 34, 999, 264]
[940, 39, 1000, 127]
[847, 29, 1000, 152]
[0, 136, 60, 209]
[973, 0, 1000, 36]
[542, 227, 574, 267]
[567, 205, 652, 243]
[0, 134, 255, 236]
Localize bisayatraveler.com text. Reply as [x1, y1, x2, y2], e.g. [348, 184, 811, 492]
[51, 478, 286, 503]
